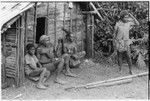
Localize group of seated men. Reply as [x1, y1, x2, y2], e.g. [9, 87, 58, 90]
[25, 29, 86, 89]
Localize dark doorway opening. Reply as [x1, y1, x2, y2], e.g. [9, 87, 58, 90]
[36, 17, 46, 43]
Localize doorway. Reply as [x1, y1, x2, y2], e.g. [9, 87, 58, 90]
[36, 17, 46, 43]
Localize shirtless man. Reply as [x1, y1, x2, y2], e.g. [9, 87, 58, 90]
[62, 28, 86, 68]
[36, 35, 76, 84]
[114, 10, 139, 74]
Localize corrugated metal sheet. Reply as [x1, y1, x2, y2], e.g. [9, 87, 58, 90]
[0, 2, 35, 31]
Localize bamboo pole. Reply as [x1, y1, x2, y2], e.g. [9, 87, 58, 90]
[33, 2, 37, 44]
[90, 2, 104, 21]
[65, 72, 148, 90]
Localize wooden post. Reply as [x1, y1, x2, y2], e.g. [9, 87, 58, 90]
[33, 2, 37, 44]
[91, 15, 94, 58]
[19, 13, 25, 86]
[54, 2, 57, 49]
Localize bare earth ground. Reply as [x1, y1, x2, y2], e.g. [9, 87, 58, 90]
[2, 59, 148, 100]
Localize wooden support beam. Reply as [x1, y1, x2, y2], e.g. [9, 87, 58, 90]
[33, 2, 37, 44]
[90, 2, 104, 21]
[19, 13, 25, 86]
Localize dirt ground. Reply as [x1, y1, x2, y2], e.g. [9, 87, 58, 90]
[1, 59, 148, 100]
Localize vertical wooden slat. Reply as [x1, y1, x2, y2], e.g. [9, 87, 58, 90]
[33, 2, 37, 44]
[54, 2, 57, 49]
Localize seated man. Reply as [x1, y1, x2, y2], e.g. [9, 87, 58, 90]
[36, 35, 76, 85]
[62, 28, 86, 68]
[25, 44, 50, 90]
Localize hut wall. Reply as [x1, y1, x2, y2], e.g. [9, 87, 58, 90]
[27, 2, 85, 52]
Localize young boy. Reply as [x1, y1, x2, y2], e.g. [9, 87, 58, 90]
[25, 44, 50, 89]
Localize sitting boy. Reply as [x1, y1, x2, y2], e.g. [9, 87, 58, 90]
[25, 44, 50, 89]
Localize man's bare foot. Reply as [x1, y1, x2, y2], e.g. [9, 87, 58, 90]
[65, 72, 77, 77]
[36, 84, 47, 90]
[54, 79, 67, 85]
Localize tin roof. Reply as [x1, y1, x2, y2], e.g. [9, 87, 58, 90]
[0, 2, 35, 31]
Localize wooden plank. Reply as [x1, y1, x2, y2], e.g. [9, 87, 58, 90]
[33, 2, 37, 44]
[90, 2, 104, 21]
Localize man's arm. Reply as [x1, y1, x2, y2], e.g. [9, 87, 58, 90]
[129, 13, 139, 26]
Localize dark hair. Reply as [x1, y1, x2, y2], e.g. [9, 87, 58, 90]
[26, 43, 35, 51]
[120, 10, 129, 20]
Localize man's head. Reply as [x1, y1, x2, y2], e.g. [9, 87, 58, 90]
[26, 44, 35, 56]
[120, 10, 130, 22]
[39, 35, 50, 46]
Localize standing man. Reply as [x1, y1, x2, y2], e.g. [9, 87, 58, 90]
[114, 10, 139, 74]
